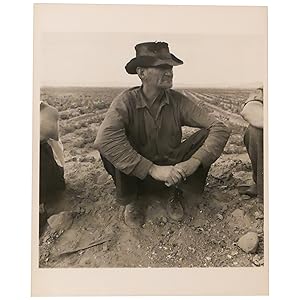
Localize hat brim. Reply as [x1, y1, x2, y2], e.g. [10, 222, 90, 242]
[125, 54, 183, 74]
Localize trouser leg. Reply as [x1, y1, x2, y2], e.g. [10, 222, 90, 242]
[40, 142, 65, 202]
[244, 125, 264, 198]
[101, 154, 139, 205]
[39, 142, 65, 234]
[172, 129, 210, 194]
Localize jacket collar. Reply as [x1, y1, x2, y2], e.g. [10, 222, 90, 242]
[136, 86, 169, 109]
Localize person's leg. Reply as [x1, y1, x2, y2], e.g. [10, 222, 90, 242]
[39, 142, 65, 234]
[244, 125, 264, 199]
[40, 142, 65, 200]
[100, 153, 145, 228]
[174, 129, 211, 195]
[100, 154, 139, 205]
[162, 129, 210, 219]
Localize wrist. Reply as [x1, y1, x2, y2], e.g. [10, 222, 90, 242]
[190, 157, 201, 167]
[148, 164, 157, 176]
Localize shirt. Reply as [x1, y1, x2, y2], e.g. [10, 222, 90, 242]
[241, 88, 264, 129]
[243, 88, 264, 107]
[94, 86, 231, 180]
[40, 101, 64, 168]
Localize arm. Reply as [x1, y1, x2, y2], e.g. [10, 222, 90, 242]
[179, 95, 231, 169]
[94, 95, 185, 184]
[94, 98, 153, 180]
[241, 100, 263, 129]
[241, 88, 264, 128]
[40, 102, 59, 141]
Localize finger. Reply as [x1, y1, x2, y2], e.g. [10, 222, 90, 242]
[170, 172, 181, 185]
[174, 167, 187, 181]
[165, 177, 175, 186]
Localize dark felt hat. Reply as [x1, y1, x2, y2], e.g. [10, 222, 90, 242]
[125, 41, 183, 74]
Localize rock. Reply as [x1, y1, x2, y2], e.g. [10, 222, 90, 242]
[237, 232, 259, 253]
[231, 208, 244, 218]
[216, 213, 224, 220]
[208, 198, 228, 213]
[252, 254, 261, 266]
[230, 209, 252, 229]
[161, 216, 168, 224]
[210, 168, 232, 181]
[47, 211, 73, 232]
[254, 211, 264, 220]
[241, 195, 251, 200]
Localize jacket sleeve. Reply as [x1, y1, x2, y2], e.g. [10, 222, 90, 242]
[179, 94, 231, 168]
[94, 96, 153, 179]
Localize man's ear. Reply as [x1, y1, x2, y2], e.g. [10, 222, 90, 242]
[136, 67, 145, 79]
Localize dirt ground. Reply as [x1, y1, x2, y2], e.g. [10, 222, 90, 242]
[39, 87, 264, 268]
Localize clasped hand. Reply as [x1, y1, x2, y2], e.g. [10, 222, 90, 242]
[148, 158, 201, 186]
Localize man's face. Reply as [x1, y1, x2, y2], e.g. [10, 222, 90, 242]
[143, 65, 173, 90]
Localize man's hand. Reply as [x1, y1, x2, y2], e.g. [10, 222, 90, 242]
[148, 164, 186, 186]
[174, 157, 201, 178]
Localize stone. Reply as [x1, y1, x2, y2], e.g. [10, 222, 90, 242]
[237, 232, 259, 253]
[230, 209, 252, 229]
[208, 198, 228, 213]
[216, 213, 224, 220]
[47, 211, 73, 232]
[231, 208, 244, 218]
[161, 216, 168, 224]
[254, 211, 264, 220]
[241, 195, 251, 200]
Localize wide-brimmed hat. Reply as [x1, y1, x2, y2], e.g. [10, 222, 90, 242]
[125, 41, 183, 74]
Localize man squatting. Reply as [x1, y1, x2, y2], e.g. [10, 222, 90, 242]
[94, 42, 231, 228]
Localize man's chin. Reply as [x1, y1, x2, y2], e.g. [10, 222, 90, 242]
[160, 82, 173, 89]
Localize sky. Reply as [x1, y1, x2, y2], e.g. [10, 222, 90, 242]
[37, 5, 267, 88]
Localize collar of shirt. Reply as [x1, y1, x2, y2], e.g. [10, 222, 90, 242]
[135, 86, 170, 109]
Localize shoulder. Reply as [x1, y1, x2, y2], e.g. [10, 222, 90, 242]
[244, 88, 264, 106]
[167, 89, 184, 99]
[40, 101, 59, 119]
[110, 86, 140, 109]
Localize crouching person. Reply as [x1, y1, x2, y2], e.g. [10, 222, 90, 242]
[94, 42, 231, 228]
[240, 87, 264, 200]
[40, 101, 65, 233]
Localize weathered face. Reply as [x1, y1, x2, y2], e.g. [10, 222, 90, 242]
[142, 65, 174, 90]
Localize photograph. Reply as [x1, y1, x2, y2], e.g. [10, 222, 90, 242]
[33, 3, 268, 295]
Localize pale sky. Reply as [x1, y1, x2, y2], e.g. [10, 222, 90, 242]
[37, 5, 267, 88]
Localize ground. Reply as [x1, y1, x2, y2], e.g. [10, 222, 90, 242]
[39, 86, 264, 268]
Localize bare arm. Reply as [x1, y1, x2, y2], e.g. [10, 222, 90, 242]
[40, 102, 59, 141]
[241, 100, 263, 129]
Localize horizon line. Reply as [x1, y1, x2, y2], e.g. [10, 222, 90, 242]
[40, 84, 259, 90]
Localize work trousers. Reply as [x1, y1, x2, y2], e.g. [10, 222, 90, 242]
[244, 125, 264, 198]
[100, 129, 210, 205]
[40, 141, 65, 203]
